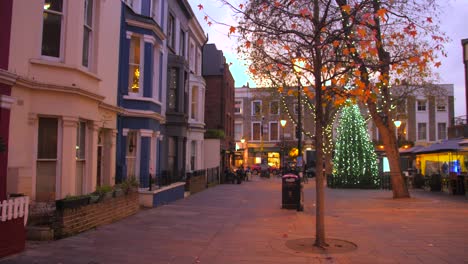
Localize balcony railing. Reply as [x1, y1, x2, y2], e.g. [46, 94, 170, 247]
[0, 196, 29, 226]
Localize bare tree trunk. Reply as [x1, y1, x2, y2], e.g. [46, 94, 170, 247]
[367, 103, 410, 198]
[313, 0, 327, 248]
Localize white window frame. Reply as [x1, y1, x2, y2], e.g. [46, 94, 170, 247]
[437, 122, 447, 140]
[417, 122, 427, 141]
[179, 29, 186, 57]
[251, 122, 261, 141]
[234, 99, 243, 114]
[189, 40, 195, 72]
[128, 34, 144, 96]
[251, 100, 262, 116]
[75, 121, 87, 195]
[417, 100, 427, 112]
[270, 101, 280, 115]
[269, 122, 279, 141]
[191, 86, 198, 121]
[82, 0, 94, 68]
[437, 103, 446, 112]
[196, 48, 202, 76]
[167, 13, 176, 49]
[41, 0, 65, 61]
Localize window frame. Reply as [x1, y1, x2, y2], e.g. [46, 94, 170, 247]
[417, 100, 427, 112]
[251, 122, 261, 141]
[269, 122, 279, 141]
[269, 101, 280, 115]
[82, 0, 94, 68]
[417, 122, 427, 140]
[128, 35, 144, 96]
[168, 67, 178, 111]
[437, 122, 447, 140]
[234, 123, 243, 141]
[251, 100, 262, 116]
[191, 86, 198, 120]
[41, 0, 65, 60]
[234, 99, 243, 114]
[167, 13, 176, 49]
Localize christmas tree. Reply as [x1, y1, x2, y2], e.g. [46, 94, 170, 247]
[332, 103, 379, 188]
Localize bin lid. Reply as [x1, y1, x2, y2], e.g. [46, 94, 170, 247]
[282, 174, 299, 179]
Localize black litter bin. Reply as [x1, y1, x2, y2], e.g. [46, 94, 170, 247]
[281, 174, 303, 211]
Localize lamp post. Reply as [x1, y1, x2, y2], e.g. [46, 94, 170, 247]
[462, 39, 468, 117]
[280, 119, 287, 174]
[240, 137, 246, 166]
[293, 59, 305, 166]
[394, 120, 402, 148]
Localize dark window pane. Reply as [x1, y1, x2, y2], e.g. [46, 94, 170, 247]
[168, 68, 178, 110]
[84, 0, 93, 26]
[42, 12, 62, 57]
[82, 28, 90, 66]
[38, 118, 58, 159]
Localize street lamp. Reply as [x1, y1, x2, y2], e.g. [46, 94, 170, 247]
[462, 39, 468, 117]
[240, 137, 247, 166]
[394, 120, 402, 148]
[280, 119, 287, 174]
[293, 58, 305, 166]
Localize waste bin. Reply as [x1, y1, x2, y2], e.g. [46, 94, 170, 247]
[281, 174, 303, 211]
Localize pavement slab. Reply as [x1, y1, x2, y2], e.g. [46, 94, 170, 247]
[1, 176, 468, 264]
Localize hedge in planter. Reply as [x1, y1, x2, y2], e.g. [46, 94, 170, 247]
[56, 195, 90, 211]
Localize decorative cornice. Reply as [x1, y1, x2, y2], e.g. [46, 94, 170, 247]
[125, 18, 165, 41]
[0, 69, 17, 86]
[99, 102, 125, 114]
[143, 35, 156, 45]
[0, 95, 16, 109]
[139, 129, 154, 137]
[15, 76, 105, 102]
[122, 109, 165, 122]
[123, 95, 162, 107]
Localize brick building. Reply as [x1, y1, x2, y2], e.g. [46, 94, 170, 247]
[202, 44, 235, 169]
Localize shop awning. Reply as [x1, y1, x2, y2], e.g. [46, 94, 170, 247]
[413, 138, 465, 154]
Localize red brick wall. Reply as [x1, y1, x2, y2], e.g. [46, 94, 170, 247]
[54, 194, 139, 238]
[205, 76, 223, 130]
[0, 217, 25, 258]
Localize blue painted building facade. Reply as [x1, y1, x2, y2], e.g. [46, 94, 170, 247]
[116, 1, 167, 188]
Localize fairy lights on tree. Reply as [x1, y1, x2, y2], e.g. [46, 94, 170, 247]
[332, 102, 379, 188]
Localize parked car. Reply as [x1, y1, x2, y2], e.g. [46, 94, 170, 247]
[250, 164, 279, 175]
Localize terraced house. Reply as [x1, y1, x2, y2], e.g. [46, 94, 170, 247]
[115, 0, 166, 188]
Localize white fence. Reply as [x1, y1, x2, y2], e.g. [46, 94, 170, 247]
[0, 196, 29, 226]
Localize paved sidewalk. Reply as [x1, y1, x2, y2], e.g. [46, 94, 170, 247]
[1, 176, 468, 264]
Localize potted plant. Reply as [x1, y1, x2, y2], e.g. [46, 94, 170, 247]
[113, 184, 125, 197]
[56, 195, 90, 211]
[89, 192, 101, 204]
[121, 177, 139, 194]
[95, 185, 113, 201]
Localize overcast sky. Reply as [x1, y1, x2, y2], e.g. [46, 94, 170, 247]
[189, 0, 468, 117]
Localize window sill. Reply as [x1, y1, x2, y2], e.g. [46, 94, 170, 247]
[123, 95, 162, 106]
[30, 58, 101, 81]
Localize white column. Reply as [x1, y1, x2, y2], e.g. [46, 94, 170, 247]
[86, 123, 100, 193]
[105, 129, 117, 186]
[60, 116, 78, 198]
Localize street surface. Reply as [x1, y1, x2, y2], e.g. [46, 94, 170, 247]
[1, 176, 468, 264]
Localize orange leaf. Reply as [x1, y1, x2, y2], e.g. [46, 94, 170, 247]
[207, 21, 212, 26]
[434, 61, 441, 68]
[341, 5, 351, 14]
[299, 8, 310, 17]
[197, 4, 203, 10]
[426, 17, 432, 23]
[229, 26, 236, 35]
[204, 15, 208, 21]
[333, 40, 340, 47]
[357, 28, 366, 38]
[257, 39, 264, 46]
[275, 1, 281, 7]
[239, 4, 244, 9]
[376, 8, 387, 20]
[283, 45, 290, 51]
[245, 41, 251, 49]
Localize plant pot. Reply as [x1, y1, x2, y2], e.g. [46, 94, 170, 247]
[100, 192, 113, 201]
[113, 189, 124, 198]
[89, 194, 100, 204]
[56, 196, 90, 211]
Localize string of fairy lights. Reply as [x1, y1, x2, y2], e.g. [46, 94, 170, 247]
[332, 103, 379, 187]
